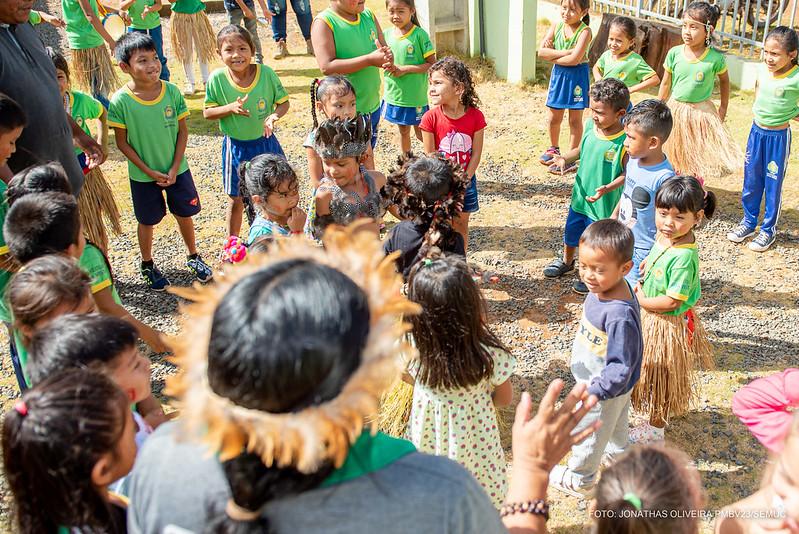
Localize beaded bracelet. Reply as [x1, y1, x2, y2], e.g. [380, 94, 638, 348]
[499, 500, 550, 521]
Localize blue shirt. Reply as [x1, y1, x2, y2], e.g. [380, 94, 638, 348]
[618, 156, 674, 252]
[570, 283, 643, 400]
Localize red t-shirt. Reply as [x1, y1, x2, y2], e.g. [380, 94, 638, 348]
[419, 106, 486, 173]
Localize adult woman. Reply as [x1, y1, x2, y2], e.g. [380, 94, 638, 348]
[269, 0, 313, 59]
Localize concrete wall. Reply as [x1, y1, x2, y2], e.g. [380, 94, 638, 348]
[469, 0, 537, 83]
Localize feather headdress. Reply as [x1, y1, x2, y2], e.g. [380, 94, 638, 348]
[313, 115, 372, 160]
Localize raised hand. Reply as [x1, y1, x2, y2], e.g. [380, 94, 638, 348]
[288, 207, 307, 233]
[229, 95, 250, 117]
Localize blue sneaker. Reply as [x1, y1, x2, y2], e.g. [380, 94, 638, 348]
[540, 146, 560, 165]
[141, 262, 170, 291]
[186, 255, 213, 283]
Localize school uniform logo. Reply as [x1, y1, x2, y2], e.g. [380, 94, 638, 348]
[573, 85, 583, 103]
[767, 160, 779, 179]
[370, 30, 377, 42]
[76, 117, 85, 128]
[604, 148, 617, 163]
[164, 106, 175, 120]
[619, 71, 627, 80]
[695, 71, 705, 83]
[776, 87, 786, 97]
[407, 44, 415, 54]
[257, 98, 267, 112]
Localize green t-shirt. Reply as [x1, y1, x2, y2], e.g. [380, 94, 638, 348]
[382, 25, 434, 108]
[642, 241, 701, 316]
[596, 50, 656, 88]
[0, 181, 12, 324]
[28, 10, 42, 24]
[108, 81, 190, 182]
[317, 7, 382, 114]
[664, 45, 727, 103]
[68, 90, 103, 155]
[570, 121, 626, 220]
[79, 242, 122, 304]
[204, 65, 289, 141]
[753, 64, 799, 126]
[62, 0, 105, 50]
[171, 0, 205, 14]
[553, 21, 589, 63]
[128, 0, 161, 30]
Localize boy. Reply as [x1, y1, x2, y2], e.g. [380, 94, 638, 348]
[543, 78, 630, 295]
[109, 33, 212, 290]
[119, 0, 170, 81]
[549, 219, 643, 497]
[224, 0, 270, 64]
[612, 99, 675, 284]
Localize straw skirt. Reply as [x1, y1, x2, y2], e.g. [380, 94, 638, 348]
[77, 166, 122, 254]
[71, 46, 119, 99]
[170, 11, 217, 64]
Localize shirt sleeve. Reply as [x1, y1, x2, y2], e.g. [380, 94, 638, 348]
[88, 94, 104, 120]
[204, 73, 220, 108]
[588, 316, 641, 400]
[267, 67, 289, 106]
[733, 369, 799, 453]
[596, 50, 607, 76]
[664, 46, 676, 73]
[664, 252, 696, 301]
[419, 28, 435, 58]
[81, 245, 114, 294]
[419, 107, 436, 132]
[637, 56, 656, 80]
[714, 50, 728, 75]
[107, 96, 126, 129]
[490, 348, 515, 387]
[28, 10, 42, 25]
[470, 108, 487, 132]
[174, 87, 189, 121]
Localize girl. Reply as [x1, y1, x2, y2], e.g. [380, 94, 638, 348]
[658, 1, 742, 179]
[593, 16, 660, 95]
[537, 0, 592, 167]
[382, 0, 436, 154]
[239, 153, 307, 244]
[169, 0, 217, 95]
[204, 25, 290, 238]
[420, 57, 485, 253]
[728, 26, 799, 253]
[405, 254, 515, 507]
[308, 116, 388, 239]
[48, 48, 122, 254]
[2, 369, 136, 534]
[306, 76, 375, 189]
[631, 175, 716, 443]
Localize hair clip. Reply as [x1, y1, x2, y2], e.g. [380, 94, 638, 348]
[14, 400, 27, 417]
[422, 259, 433, 267]
[623, 492, 642, 511]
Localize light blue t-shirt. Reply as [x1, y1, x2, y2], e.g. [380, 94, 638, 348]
[617, 156, 675, 251]
[247, 215, 290, 245]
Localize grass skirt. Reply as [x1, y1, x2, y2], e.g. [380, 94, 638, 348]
[664, 98, 742, 179]
[631, 308, 714, 423]
[77, 166, 122, 254]
[71, 46, 119, 99]
[376, 379, 415, 438]
[170, 11, 217, 64]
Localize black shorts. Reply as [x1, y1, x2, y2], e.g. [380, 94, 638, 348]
[130, 170, 201, 226]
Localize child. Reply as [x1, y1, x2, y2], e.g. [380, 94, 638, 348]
[631, 176, 716, 443]
[48, 48, 122, 254]
[0, 95, 25, 323]
[204, 25, 290, 237]
[405, 253, 514, 507]
[548, 219, 642, 497]
[420, 57, 485, 252]
[593, 445, 705, 533]
[732, 368, 799, 454]
[169, 0, 217, 95]
[2, 369, 136, 533]
[308, 116, 388, 239]
[109, 33, 212, 290]
[223, 0, 270, 64]
[382, 0, 436, 154]
[658, 1, 741, 178]
[239, 153, 307, 244]
[592, 16, 660, 95]
[615, 99, 675, 284]
[382, 153, 467, 278]
[537, 0, 593, 166]
[728, 26, 799, 252]
[120, 0, 170, 81]
[543, 78, 629, 295]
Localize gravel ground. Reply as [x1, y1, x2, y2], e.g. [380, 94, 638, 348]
[1, 0, 799, 531]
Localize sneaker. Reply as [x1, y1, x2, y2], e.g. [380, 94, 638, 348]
[543, 258, 575, 279]
[186, 255, 213, 283]
[306, 38, 314, 55]
[548, 161, 578, 175]
[549, 465, 592, 498]
[141, 262, 170, 291]
[748, 230, 776, 252]
[727, 223, 756, 243]
[540, 146, 560, 166]
[629, 422, 665, 444]
[572, 279, 589, 295]
[183, 82, 195, 96]
[273, 39, 289, 60]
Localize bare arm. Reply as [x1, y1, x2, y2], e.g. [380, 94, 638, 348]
[96, 107, 109, 155]
[422, 130, 436, 154]
[553, 30, 591, 66]
[167, 118, 188, 182]
[307, 147, 323, 190]
[632, 284, 682, 313]
[718, 71, 731, 121]
[92, 287, 169, 352]
[657, 70, 672, 101]
[391, 54, 436, 76]
[234, 0, 256, 18]
[78, 0, 116, 48]
[113, 127, 163, 181]
[628, 73, 660, 94]
[311, 19, 387, 75]
[592, 63, 603, 82]
[492, 379, 513, 407]
[464, 128, 484, 178]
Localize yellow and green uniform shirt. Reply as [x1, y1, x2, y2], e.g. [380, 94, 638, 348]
[595, 50, 656, 88]
[753, 64, 799, 127]
[61, 0, 104, 49]
[128, 0, 161, 30]
[204, 65, 289, 141]
[317, 7, 382, 114]
[0, 181, 11, 324]
[553, 21, 589, 63]
[571, 121, 626, 220]
[79, 242, 122, 305]
[642, 241, 701, 316]
[171, 0, 205, 14]
[108, 81, 190, 182]
[664, 45, 727, 103]
[382, 25, 435, 108]
[67, 90, 103, 156]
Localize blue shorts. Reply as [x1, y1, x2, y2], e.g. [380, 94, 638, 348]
[564, 207, 594, 247]
[546, 63, 590, 110]
[365, 107, 381, 148]
[381, 101, 429, 126]
[463, 175, 479, 213]
[222, 135, 285, 196]
[130, 170, 201, 226]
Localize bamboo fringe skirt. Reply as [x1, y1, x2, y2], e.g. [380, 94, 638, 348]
[170, 11, 217, 64]
[71, 46, 119, 98]
[77, 166, 122, 254]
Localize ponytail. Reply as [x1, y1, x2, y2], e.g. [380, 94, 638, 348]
[310, 78, 320, 129]
[582, 12, 590, 25]
[702, 189, 717, 220]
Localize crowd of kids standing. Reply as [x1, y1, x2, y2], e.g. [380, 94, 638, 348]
[0, 0, 798, 531]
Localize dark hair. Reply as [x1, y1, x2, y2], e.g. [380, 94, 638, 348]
[216, 24, 255, 54]
[7, 255, 91, 339]
[684, 1, 721, 29]
[0, 93, 26, 134]
[609, 16, 637, 42]
[593, 445, 704, 534]
[4, 192, 80, 264]
[429, 57, 480, 109]
[564, 0, 591, 25]
[309, 75, 357, 128]
[386, 0, 421, 26]
[27, 314, 138, 386]
[624, 99, 673, 142]
[579, 219, 634, 263]
[2, 369, 130, 534]
[205, 261, 370, 531]
[766, 26, 799, 66]
[114, 31, 158, 64]
[7, 163, 72, 206]
[590, 78, 630, 112]
[46, 46, 70, 79]
[238, 154, 298, 224]
[655, 175, 716, 220]
[407, 254, 508, 390]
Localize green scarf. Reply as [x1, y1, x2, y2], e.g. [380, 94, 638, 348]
[321, 431, 416, 487]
